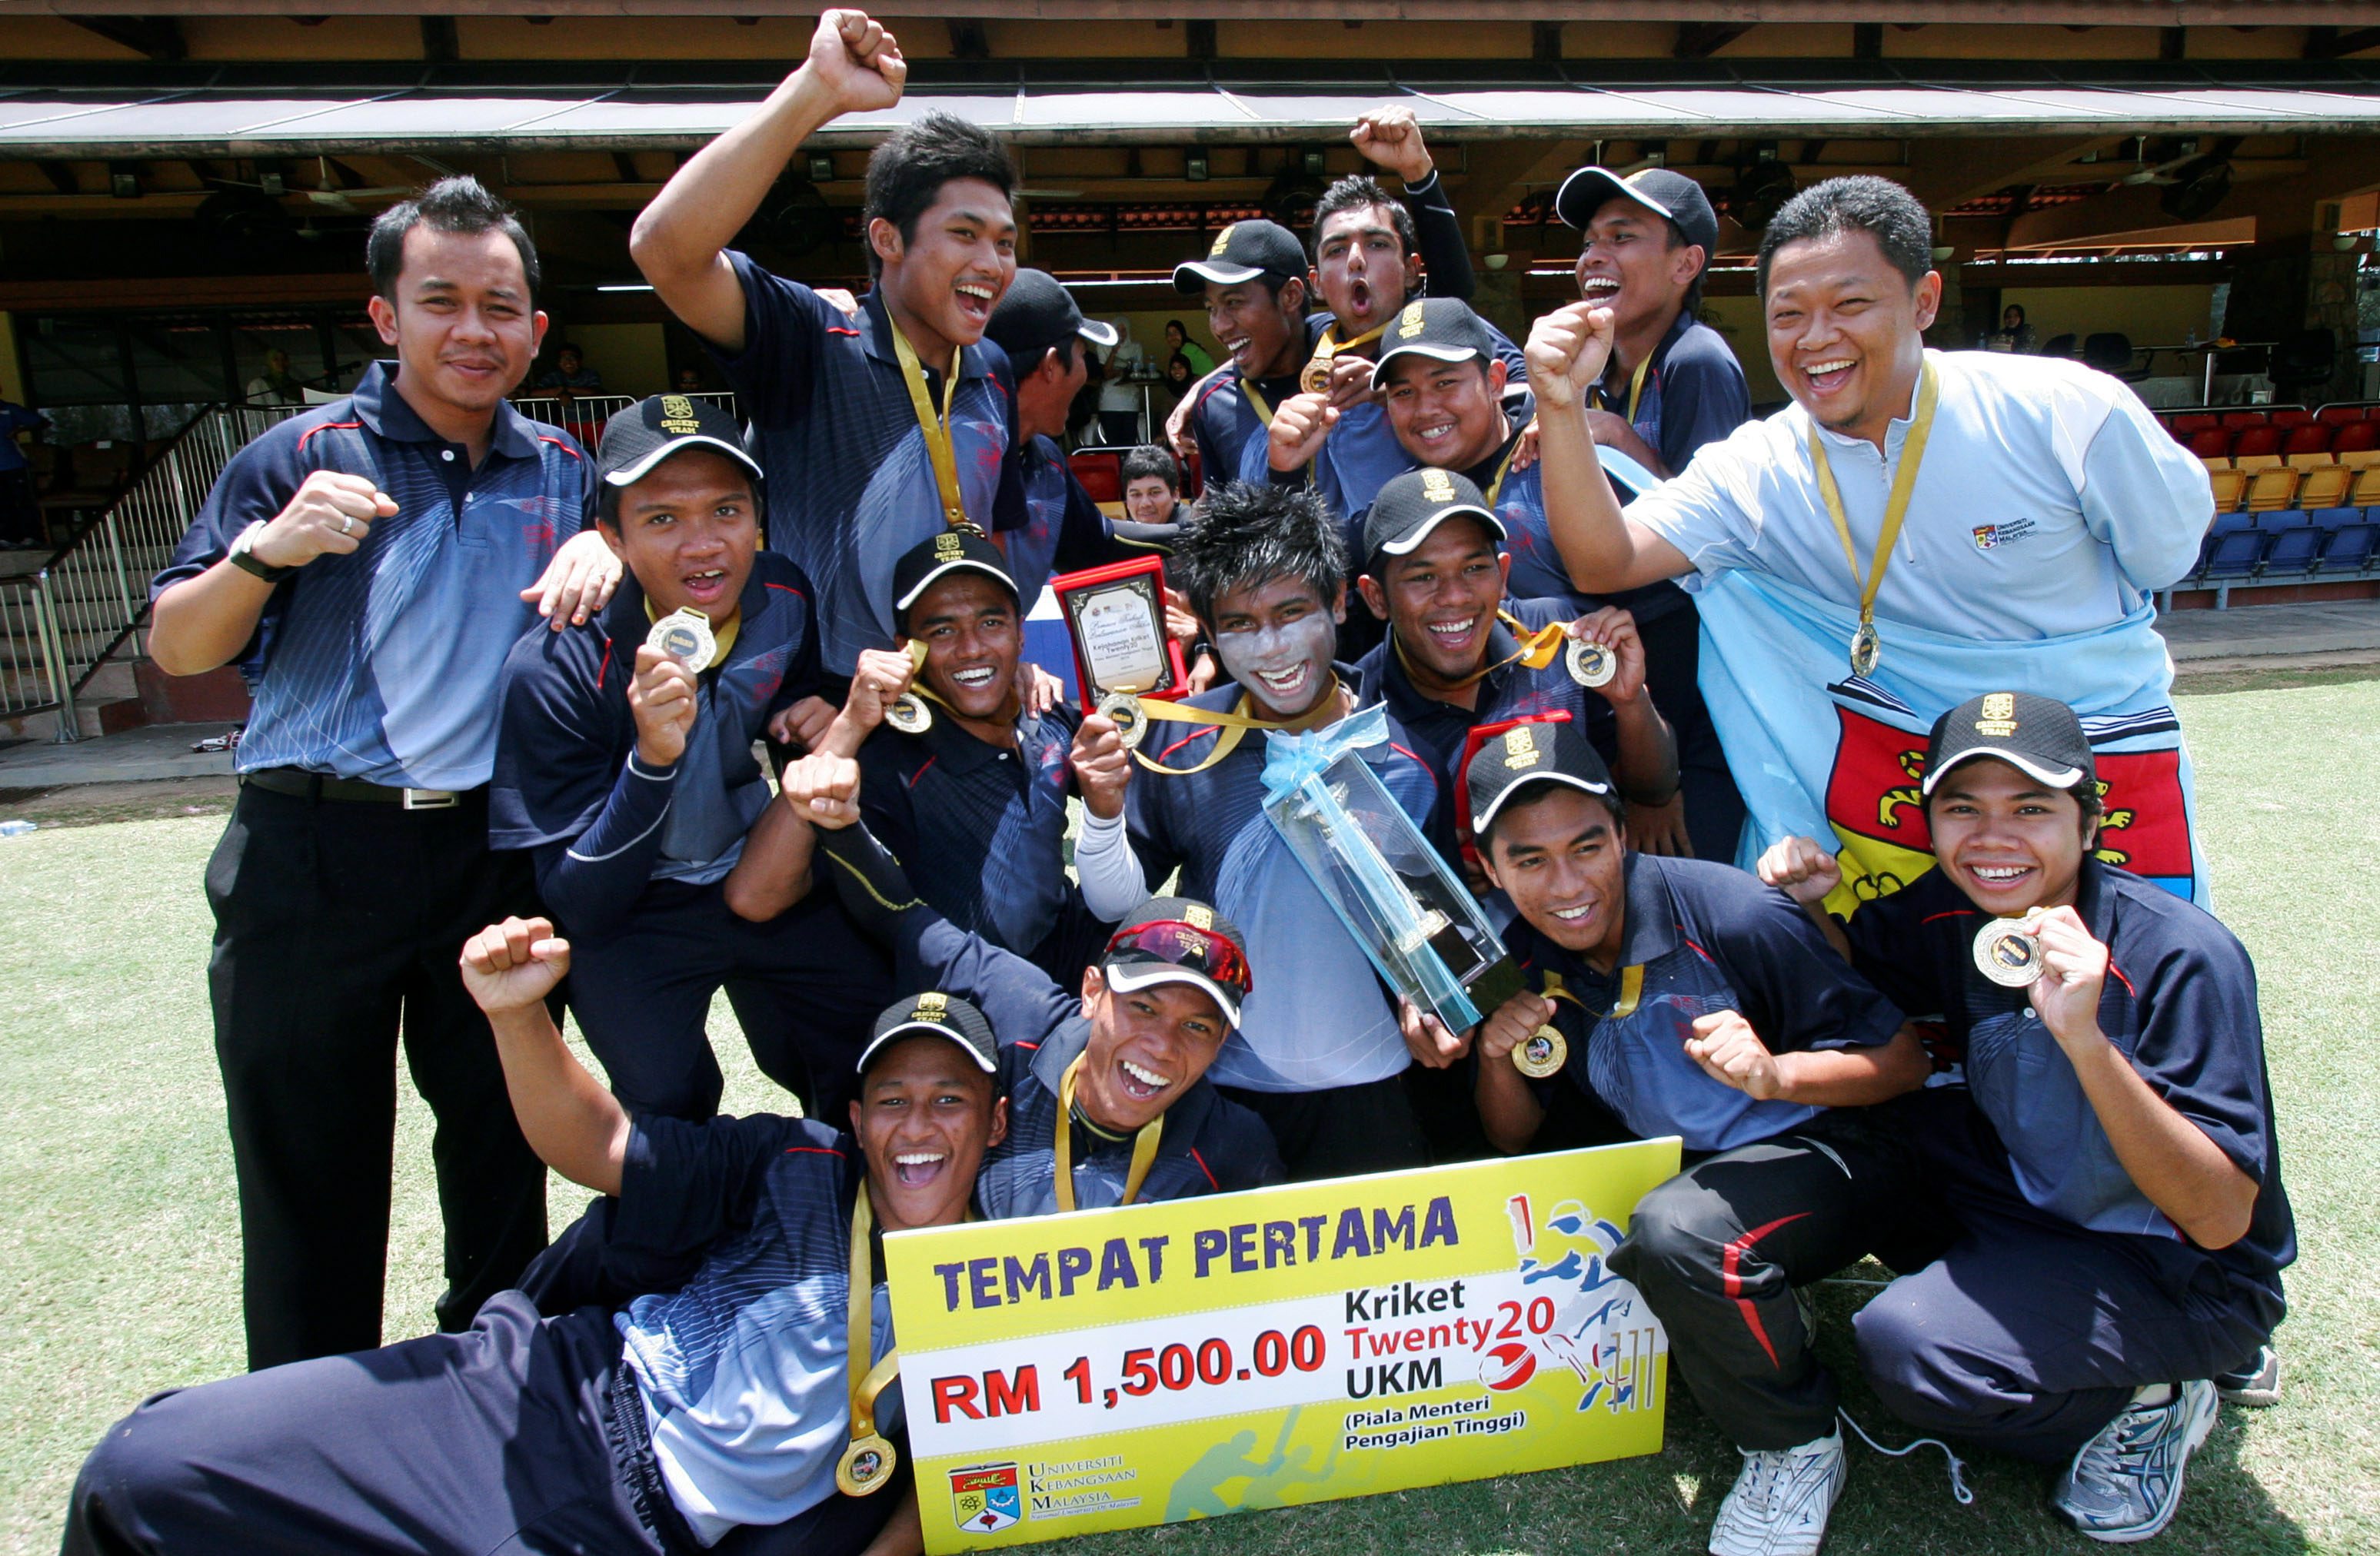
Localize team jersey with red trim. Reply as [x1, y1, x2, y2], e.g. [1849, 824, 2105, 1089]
[152, 361, 594, 789]
[1508, 853, 1904, 1153]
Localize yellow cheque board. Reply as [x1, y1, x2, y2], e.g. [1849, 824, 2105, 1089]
[884, 1138, 1683, 1551]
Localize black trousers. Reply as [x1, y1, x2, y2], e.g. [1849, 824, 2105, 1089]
[62, 1291, 904, 1556]
[204, 783, 548, 1370]
[1608, 1111, 1919, 1451]
[1636, 602, 1748, 866]
[1220, 1072, 1431, 1182]
[567, 876, 892, 1123]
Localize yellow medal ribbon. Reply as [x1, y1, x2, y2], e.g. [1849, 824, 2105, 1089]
[1240, 375, 1277, 427]
[834, 1185, 901, 1496]
[1054, 1054, 1163, 1213]
[1480, 434, 1523, 510]
[1592, 352, 1653, 424]
[1310, 320, 1388, 373]
[1392, 608, 1569, 696]
[1127, 678, 1350, 776]
[1806, 357, 1940, 677]
[1545, 964, 1643, 1020]
[888, 321, 974, 532]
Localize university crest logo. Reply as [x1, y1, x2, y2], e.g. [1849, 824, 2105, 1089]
[950, 1463, 1023, 1533]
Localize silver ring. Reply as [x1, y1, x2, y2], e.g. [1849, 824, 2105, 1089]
[339, 514, 355, 535]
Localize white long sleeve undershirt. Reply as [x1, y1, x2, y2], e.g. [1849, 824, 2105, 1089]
[1075, 806, 1155, 921]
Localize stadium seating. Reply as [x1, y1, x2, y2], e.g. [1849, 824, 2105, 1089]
[2320, 520, 2377, 574]
[2200, 527, 2265, 580]
[2293, 464, 2350, 508]
[2353, 466, 2380, 507]
[2221, 411, 2268, 431]
[2243, 467, 2299, 512]
[2230, 425, 2285, 467]
[2281, 424, 2333, 462]
[2317, 404, 2368, 425]
[2207, 467, 2248, 510]
[1070, 449, 1124, 506]
[2170, 413, 2221, 439]
[2188, 427, 2233, 460]
[2272, 407, 2315, 429]
[2332, 421, 2379, 465]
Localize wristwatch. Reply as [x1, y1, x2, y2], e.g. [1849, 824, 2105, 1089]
[228, 520, 293, 583]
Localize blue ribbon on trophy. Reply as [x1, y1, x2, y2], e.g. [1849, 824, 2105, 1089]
[1260, 705, 1510, 1032]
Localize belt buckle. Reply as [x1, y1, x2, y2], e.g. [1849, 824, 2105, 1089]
[401, 788, 460, 811]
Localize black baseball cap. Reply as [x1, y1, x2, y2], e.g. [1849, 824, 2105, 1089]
[1367, 298, 1498, 391]
[858, 991, 1000, 1078]
[1363, 467, 1506, 575]
[596, 394, 763, 492]
[1100, 896, 1253, 1029]
[1921, 692, 2096, 797]
[1466, 717, 1618, 840]
[987, 268, 1119, 368]
[891, 528, 1018, 624]
[1555, 166, 1721, 258]
[1173, 220, 1307, 293]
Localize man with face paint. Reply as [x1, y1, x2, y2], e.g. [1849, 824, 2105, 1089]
[1759, 693, 2294, 1548]
[1068, 482, 1444, 1180]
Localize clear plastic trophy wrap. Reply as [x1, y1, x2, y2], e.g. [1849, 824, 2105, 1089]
[1260, 708, 1513, 1032]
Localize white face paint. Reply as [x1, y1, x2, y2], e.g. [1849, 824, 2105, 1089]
[1214, 607, 1337, 720]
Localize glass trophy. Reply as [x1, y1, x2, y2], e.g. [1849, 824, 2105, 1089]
[1263, 746, 1513, 1032]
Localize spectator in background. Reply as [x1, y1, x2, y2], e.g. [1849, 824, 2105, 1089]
[1097, 319, 1149, 447]
[534, 344, 603, 402]
[1123, 444, 1193, 527]
[1986, 303, 2039, 354]
[1165, 318, 1215, 377]
[1162, 351, 1197, 409]
[0, 394, 49, 548]
[243, 349, 305, 405]
[673, 365, 705, 394]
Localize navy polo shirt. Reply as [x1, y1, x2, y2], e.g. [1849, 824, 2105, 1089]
[1509, 853, 1905, 1154]
[153, 361, 593, 790]
[1353, 596, 1619, 853]
[1124, 676, 1443, 1093]
[857, 703, 1088, 963]
[883, 908, 1284, 1213]
[1592, 308, 1753, 479]
[1189, 364, 1305, 500]
[611, 1113, 897, 1544]
[1455, 410, 1667, 615]
[705, 257, 1026, 674]
[1841, 859, 2295, 1295]
[490, 551, 822, 937]
[1003, 434, 1133, 605]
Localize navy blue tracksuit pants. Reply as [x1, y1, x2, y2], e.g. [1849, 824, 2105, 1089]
[1852, 1088, 2282, 1464]
[568, 877, 891, 1124]
[63, 1292, 904, 1556]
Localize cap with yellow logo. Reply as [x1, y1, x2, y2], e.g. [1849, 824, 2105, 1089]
[1172, 219, 1307, 294]
[1920, 691, 2095, 797]
[596, 394, 762, 493]
[1361, 464, 1507, 577]
[1465, 716, 1617, 840]
[1366, 297, 1499, 391]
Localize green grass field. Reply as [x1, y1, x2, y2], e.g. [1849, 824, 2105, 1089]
[3, 670, 2375, 1555]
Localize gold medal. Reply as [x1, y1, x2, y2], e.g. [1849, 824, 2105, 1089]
[1097, 690, 1147, 750]
[1300, 357, 1333, 395]
[1972, 913, 2045, 988]
[884, 692, 932, 736]
[836, 1432, 897, 1496]
[1849, 621, 1882, 679]
[1565, 637, 1615, 689]
[647, 607, 717, 674]
[1513, 1024, 1567, 1079]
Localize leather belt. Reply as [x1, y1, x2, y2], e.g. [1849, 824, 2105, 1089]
[241, 767, 472, 810]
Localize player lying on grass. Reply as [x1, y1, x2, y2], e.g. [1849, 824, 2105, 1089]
[1759, 690, 2295, 1546]
[1461, 716, 1930, 1556]
[65, 916, 1011, 1556]
[769, 747, 1286, 1215]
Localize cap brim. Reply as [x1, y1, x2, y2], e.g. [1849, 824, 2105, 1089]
[1554, 166, 1673, 231]
[1173, 258, 1267, 293]
[1471, 770, 1615, 838]
[1101, 960, 1243, 1029]
[894, 557, 1018, 613]
[1369, 341, 1489, 390]
[1377, 504, 1506, 557]
[855, 1021, 999, 1076]
[1077, 318, 1120, 348]
[1919, 746, 2087, 796]
[602, 434, 763, 489]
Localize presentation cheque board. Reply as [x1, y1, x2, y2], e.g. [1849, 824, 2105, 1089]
[884, 1139, 1682, 1551]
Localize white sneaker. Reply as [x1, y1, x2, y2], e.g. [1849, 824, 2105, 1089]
[1707, 1428, 1846, 1556]
[2052, 1380, 2219, 1544]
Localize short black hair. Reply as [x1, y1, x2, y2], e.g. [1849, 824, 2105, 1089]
[1173, 481, 1346, 628]
[368, 176, 541, 308]
[1756, 175, 1933, 299]
[1312, 176, 1420, 265]
[1483, 781, 1627, 853]
[862, 111, 1017, 280]
[1122, 444, 1180, 491]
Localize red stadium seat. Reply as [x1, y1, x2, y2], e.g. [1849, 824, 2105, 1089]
[1181, 448, 1203, 498]
[2231, 425, 2285, 459]
[2187, 428, 2233, 459]
[2332, 421, 2379, 454]
[2272, 407, 2315, 429]
[2282, 424, 2333, 457]
[1069, 449, 1123, 505]
[2169, 413, 2220, 437]
[2317, 404, 2365, 425]
[2221, 410, 2269, 430]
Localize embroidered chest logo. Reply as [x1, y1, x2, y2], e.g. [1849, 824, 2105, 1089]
[1972, 517, 2039, 550]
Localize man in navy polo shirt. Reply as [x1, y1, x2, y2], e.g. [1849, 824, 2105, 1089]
[777, 761, 1284, 1215]
[1463, 720, 1927, 1556]
[1173, 220, 1315, 497]
[1760, 693, 2295, 1545]
[629, 9, 1024, 675]
[1070, 480, 1444, 1179]
[65, 917, 1007, 1556]
[147, 175, 620, 1370]
[492, 396, 891, 1124]
[1351, 464, 1676, 882]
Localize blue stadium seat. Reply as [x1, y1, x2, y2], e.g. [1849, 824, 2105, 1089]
[2252, 509, 2310, 531]
[2260, 524, 2324, 576]
[2209, 510, 2255, 535]
[2201, 528, 2267, 580]
[2317, 523, 2377, 574]
[2304, 506, 2362, 533]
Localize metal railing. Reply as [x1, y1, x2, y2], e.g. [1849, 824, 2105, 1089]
[7, 390, 740, 741]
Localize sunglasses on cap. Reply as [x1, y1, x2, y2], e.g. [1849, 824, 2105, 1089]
[1101, 919, 1253, 996]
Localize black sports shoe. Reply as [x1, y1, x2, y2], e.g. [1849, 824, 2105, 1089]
[2215, 1342, 2280, 1408]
